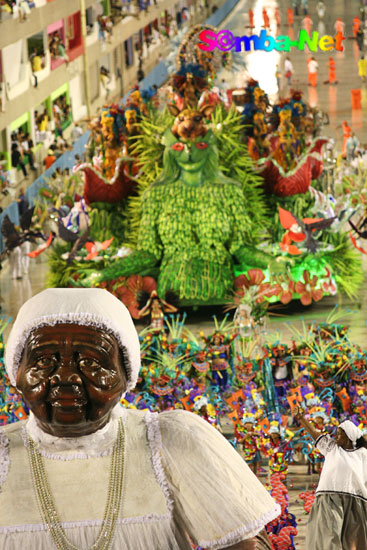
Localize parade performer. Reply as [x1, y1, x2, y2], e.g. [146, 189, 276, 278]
[334, 17, 345, 35]
[294, 407, 367, 550]
[324, 58, 337, 85]
[307, 409, 330, 474]
[237, 413, 262, 476]
[284, 57, 294, 87]
[0, 288, 279, 549]
[206, 332, 233, 390]
[302, 14, 313, 34]
[287, 8, 294, 26]
[262, 424, 292, 478]
[353, 16, 361, 36]
[138, 290, 178, 332]
[339, 120, 352, 158]
[262, 8, 270, 29]
[307, 57, 319, 87]
[76, 101, 285, 304]
[316, 1, 325, 19]
[275, 7, 281, 27]
[358, 55, 367, 83]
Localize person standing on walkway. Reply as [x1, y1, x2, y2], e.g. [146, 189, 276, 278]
[248, 8, 254, 28]
[275, 7, 280, 27]
[307, 57, 319, 87]
[358, 55, 367, 82]
[353, 15, 361, 36]
[356, 27, 364, 52]
[294, 407, 367, 550]
[303, 13, 313, 34]
[284, 57, 294, 86]
[324, 57, 337, 85]
[334, 17, 345, 36]
[316, 1, 325, 19]
[11, 143, 27, 178]
[262, 7, 270, 29]
[287, 7, 294, 26]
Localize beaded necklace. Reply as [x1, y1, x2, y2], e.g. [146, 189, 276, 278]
[27, 418, 125, 550]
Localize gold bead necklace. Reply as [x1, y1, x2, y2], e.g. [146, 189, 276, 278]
[27, 419, 125, 550]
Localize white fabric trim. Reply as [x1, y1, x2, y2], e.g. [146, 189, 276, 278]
[145, 411, 174, 514]
[0, 428, 10, 491]
[0, 513, 171, 534]
[22, 405, 126, 460]
[198, 505, 281, 549]
[5, 288, 141, 391]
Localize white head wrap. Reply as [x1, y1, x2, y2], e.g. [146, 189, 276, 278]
[5, 288, 141, 391]
[193, 396, 208, 411]
[339, 420, 363, 448]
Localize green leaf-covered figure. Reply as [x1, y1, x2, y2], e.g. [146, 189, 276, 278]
[80, 104, 282, 304]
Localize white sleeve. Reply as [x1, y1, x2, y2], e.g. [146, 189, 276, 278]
[158, 410, 280, 550]
[315, 434, 336, 456]
[0, 428, 10, 491]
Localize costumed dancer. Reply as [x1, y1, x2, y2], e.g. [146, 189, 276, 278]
[307, 409, 331, 474]
[261, 423, 293, 478]
[205, 330, 237, 391]
[138, 290, 178, 333]
[294, 407, 367, 550]
[193, 395, 221, 430]
[269, 344, 293, 400]
[237, 413, 262, 476]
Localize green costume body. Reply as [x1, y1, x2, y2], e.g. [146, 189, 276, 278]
[100, 129, 270, 304]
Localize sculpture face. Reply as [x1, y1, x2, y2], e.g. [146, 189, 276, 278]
[172, 138, 210, 172]
[16, 324, 127, 437]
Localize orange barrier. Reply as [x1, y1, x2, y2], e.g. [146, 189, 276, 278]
[351, 89, 361, 109]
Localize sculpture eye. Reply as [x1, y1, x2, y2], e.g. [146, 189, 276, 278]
[35, 356, 58, 369]
[195, 142, 208, 149]
[78, 358, 100, 370]
[171, 142, 185, 151]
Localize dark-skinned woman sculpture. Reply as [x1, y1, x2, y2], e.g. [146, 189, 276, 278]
[0, 288, 278, 549]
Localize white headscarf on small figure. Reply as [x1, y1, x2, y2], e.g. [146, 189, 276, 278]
[339, 420, 364, 448]
[5, 288, 141, 392]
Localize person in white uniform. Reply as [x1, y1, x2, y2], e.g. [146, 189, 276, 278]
[0, 288, 280, 550]
[294, 407, 367, 550]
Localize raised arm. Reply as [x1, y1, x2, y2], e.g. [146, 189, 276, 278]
[293, 406, 322, 441]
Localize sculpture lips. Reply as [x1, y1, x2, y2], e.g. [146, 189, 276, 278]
[47, 386, 87, 407]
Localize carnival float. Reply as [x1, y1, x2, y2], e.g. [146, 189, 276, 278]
[24, 24, 361, 318]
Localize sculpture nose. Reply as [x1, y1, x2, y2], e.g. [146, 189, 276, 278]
[49, 358, 83, 386]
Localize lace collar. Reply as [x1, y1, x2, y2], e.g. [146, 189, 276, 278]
[23, 405, 126, 460]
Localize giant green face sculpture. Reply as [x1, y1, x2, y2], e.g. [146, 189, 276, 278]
[170, 134, 213, 172]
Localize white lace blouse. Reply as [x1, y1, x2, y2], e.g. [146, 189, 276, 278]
[315, 434, 367, 501]
[0, 406, 280, 550]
